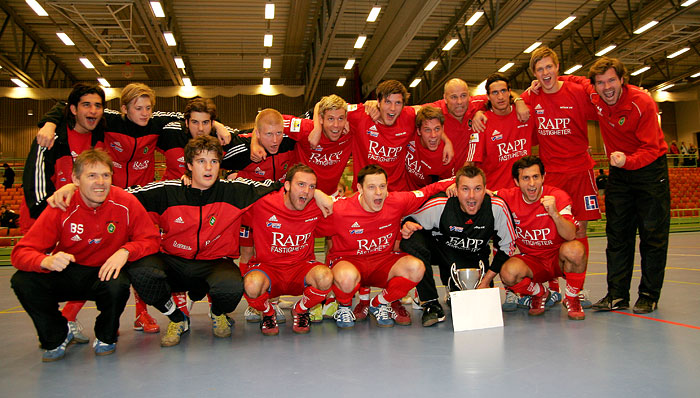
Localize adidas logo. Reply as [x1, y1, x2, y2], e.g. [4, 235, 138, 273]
[177, 156, 184, 163]
[535, 104, 543, 109]
[174, 217, 184, 224]
[71, 234, 82, 242]
[268, 215, 279, 222]
[492, 130, 501, 136]
[351, 222, 360, 228]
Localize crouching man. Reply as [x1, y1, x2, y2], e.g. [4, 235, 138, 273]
[11, 149, 160, 361]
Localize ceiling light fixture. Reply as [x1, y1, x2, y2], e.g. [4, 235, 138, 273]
[354, 35, 367, 49]
[498, 62, 515, 72]
[182, 77, 192, 87]
[410, 78, 422, 88]
[56, 32, 75, 46]
[264, 34, 273, 47]
[465, 11, 484, 26]
[633, 20, 658, 34]
[174, 57, 185, 69]
[658, 83, 674, 91]
[681, 0, 698, 6]
[150, 2, 165, 18]
[523, 41, 542, 54]
[79, 57, 95, 69]
[11, 78, 29, 88]
[442, 38, 458, 51]
[691, 71, 700, 78]
[564, 64, 583, 74]
[262, 77, 271, 87]
[337, 77, 346, 87]
[554, 16, 576, 30]
[163, 32, 177, 46]
[265, 3, 275, 19]
[630, 66, 651, 76]
[595, 44, 617, 56]
[667, 47, 690, 58]
[344, 59, 355, 70]
[263, 58, 272, 69]
[367, 6, 381, 22]
[424, 60, 438, 71]
[26, 0, 48, 16]
[97, 78, 111, 87]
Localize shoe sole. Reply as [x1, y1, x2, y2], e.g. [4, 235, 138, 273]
[633, 305, 657, 314]
[213, 331, 232, 338]
[371, 316, 395, 328]
[95, 349, 116, 356]
[42, 354, 65, 362]
[245, 318, 261, 323]
[160, 329, 189, 347]
[293, 328, 310, 334]
[261, 330, 279, 336]
[134, 325, 160, 333]
[336, 324, 355, 329]
[394, 319, 411, 326]
[422, 317, 440, 327]
[567, 314, 586, 320]
[592, 304, 629, 311]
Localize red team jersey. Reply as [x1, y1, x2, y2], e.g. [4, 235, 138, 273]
[497, 185, 578, 258]
[429, 96, 488, 166]
[404, 140, 455, 190]
[249, 189, 323, 266]
[283, 116, 353, 195]
[477, 106, 534, 190]
[317, 179, 454, 259]
[347, 104, 416, 191]
[521, 82, 596, 173]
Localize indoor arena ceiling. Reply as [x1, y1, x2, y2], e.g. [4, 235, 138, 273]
[0, 0, 699, 105]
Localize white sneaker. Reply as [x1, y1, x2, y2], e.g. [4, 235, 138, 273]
[68, 321, 89, 344]
[244, 306, 261, 323]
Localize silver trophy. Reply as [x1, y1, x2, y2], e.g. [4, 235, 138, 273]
[450, 261, 485, 290]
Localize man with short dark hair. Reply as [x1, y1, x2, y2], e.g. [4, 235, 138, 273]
[11, 149, 160, 362]
[400, 165, 516, 326]
[497, 156, 588, 320]
[404, 106, 456, 190]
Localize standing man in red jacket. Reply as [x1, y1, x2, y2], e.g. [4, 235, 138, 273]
[10, 149, 160, 362]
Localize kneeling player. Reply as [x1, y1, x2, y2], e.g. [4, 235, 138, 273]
[497, 156, 587, 320]
[243, 164, 333, 335]
[317, 165, 454, 328]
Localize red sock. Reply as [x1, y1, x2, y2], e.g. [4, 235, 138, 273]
[564, 272, 586, 298]
[548, 278, 560, 293]
[333, 283, 359, 306]
[370, 277, 416, 306]
[134, 289, 148, 314]
[61, 301, 85, 322]
[295, 286, 331, 313]
[509, 277, 545, 297]
[358, 286, 370, 302]
[245, 292, 273, 316]
[576, 237, 589, 258]
[239, 262, 250, 275]
[207, 293, 213, 308]
[173, 292, 188, 317]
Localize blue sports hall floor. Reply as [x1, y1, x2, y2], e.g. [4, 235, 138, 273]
[1, 232, 699, 397]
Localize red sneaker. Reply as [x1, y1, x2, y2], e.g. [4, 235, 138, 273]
[134, 311, 160, 333]
[353, 300, 370, 321]
[390, 301, 412, 325]
[563, 296, 585, 320]
[260, 314, 279, 336]
[292, 308, 311, 334]
[528, 291, 550, 316]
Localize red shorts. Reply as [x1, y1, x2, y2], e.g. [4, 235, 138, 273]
[330, 251, 410, 288]
[545, 169, 601, 221]
[515, 251, 563, 283]
[245, 260, 325, 298]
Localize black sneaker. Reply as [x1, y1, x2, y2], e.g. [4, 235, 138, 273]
[592, 294, 629, 311]
[633, 294, 658, 314]
[421, 301, 446, 327]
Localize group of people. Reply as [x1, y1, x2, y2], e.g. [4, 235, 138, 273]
[10, 48, 670, 363]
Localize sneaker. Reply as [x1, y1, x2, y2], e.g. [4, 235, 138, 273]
[93, 339, 116, 356]
[260, 314, 279, 336]
[400, 294, 413, 305]
[273, 302, 286, 324]
[517, 295, 532, 309]
[390, 300, 411, 326]
[334, 305, 355, 329]
[353, 300, 370, 321]
[502, 290, 519, 312]
[411, 289, 421, 310]
[42, 331, 74, 362]
[545, 290, 562, 308]
[322, 300, 338, 319]
[369, 303, 395, 327]
[421, 301, 446, 327]
[528, 291, 550, 316]
[633, 294, 658, 314]
[211, 313, 232, 338]
[160, 317, 190, 347]
[309, 304, 323, 323]
[67, 321, 89, 344]
[562, 296, 585, 320]
[134, 311, 160, 333]
[244, 306, 261, 323]
[292, 308, 311, 334]
[592, 294, 629, 311]
[578, 289, 593, 309]
[276, 298, 295, 309]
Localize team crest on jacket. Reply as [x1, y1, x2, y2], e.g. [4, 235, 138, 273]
[143, 146, 149, 154]
[107, 222, 116, 233]
[618, 117, 625, 126]
[209, 216, 216, 226]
